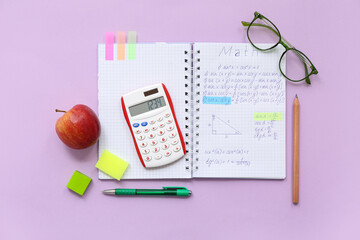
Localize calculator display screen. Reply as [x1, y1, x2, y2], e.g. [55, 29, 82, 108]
[129, 96, 166, 117]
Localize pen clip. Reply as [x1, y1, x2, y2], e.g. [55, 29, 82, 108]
[163, 186, 187, 190]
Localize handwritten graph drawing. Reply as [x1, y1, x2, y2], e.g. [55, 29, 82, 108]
[209, 114, 241, 136]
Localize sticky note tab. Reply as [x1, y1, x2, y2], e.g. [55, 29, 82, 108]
[96, 151, 129, 180]
[117, 31, 126, 60]
[105, 32, 114, 60]
[254, 112, 283, 121]
[67, 171, 92, 196]
[128, 31, 137, 60]
[203, 96, 231, 105]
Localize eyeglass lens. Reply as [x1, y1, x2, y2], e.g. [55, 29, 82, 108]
[280, 49, 312, 81]
[248, 17, 280, 50]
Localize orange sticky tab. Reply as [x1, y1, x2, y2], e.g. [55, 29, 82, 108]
[117, 31, 126, 60]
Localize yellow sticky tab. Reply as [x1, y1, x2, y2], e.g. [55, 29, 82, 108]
[254, 112, 283, 121]
[96, 151, 129, 180]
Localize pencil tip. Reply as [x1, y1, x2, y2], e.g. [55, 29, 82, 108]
[295, 94, 298, 98]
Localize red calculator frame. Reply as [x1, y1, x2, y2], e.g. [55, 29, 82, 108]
[121, 83, 186, 168]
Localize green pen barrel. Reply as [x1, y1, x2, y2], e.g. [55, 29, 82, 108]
[114, 188, 190, 196]
[137, 189, 190, 196]
[136, 189, 176, 195]
[115, 189, 136, 195]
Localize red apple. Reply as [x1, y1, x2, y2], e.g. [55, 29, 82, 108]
[55, 104, 101, 149]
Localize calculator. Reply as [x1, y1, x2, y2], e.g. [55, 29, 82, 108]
[121, 83, 186, 168]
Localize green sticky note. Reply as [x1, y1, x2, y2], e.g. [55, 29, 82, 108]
[96, 151, 129, 180]
[67, 171, 92, 196]
[128, 31, 136, 60]
[254, 112, 283, 121]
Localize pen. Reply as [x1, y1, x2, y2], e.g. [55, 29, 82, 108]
[103, 187, 192, 197]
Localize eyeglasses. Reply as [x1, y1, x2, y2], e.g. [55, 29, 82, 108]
[242, 11, 318, 84]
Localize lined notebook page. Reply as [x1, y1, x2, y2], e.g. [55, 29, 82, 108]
[98, 43, 191, 179]
[193, 43, 286, 179]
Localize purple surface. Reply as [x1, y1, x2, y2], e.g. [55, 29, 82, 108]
[1, 0, 359, 239]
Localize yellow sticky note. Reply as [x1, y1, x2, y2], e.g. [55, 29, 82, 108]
[254, 112, 283, 121]
[95, 151, 129, 180]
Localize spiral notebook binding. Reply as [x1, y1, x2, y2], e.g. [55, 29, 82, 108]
[184, 47, 201, 174]
[192, 48, 201, 173]
[184, 48, 192, 172]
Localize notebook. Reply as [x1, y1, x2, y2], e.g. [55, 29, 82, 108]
[98, 42, 286, 179]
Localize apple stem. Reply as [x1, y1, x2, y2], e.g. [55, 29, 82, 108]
[55, 109, 67, 113]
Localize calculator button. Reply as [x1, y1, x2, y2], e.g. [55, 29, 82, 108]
[134, 129, 142, 134]
[155, 154, 162, 160]
[137, 135, 146, 140]
[144, 128, 150, 133]
[140, 142, 148, 148]
[150, 140, 158, 146]
[157, 117, 163, 122]
[148, 133, 156, 139]
[164, 113, 171, 118]
[160, 137, 167, 143]
[133, 123, 140, 128]
[150, 120, 156, 125]
[159, 123, 166, 128]
[169, 132, 177, 138]
[164, 151, 172, 157]
[162, 144, 170, 150]
[141, 122, 148, 127]
[171, 139, 178, 145]
[152, 147, 161, 153]
[166, 125, 174, 131]
[174, 146, 181, 152]
[141, 149, 150, 155]
[144, 156, 152, 161]
[166, 119, 173, 124]
[151, 126, 158, 131]
[157, 130, 165, 136]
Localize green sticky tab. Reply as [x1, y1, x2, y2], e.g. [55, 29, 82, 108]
[67, 171, 92, 196]
[128, 31, 136, 60]
[254, 112, 283, 121]
[128, 44, 136, 60]
[96, 150, 129, 180]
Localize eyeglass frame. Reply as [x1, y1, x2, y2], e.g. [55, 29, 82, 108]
[241, 11, 318, 84]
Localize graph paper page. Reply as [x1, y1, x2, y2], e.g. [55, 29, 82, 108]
[98, 43, 191, 179]
[193, 43, 286, 179]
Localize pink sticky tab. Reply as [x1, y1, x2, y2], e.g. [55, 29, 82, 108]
[105, 32, 114, 60]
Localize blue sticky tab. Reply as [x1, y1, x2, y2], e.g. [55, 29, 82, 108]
[203, 96, 231, 105]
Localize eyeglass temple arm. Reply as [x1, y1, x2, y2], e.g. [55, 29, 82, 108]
[304, 62, 311, 84]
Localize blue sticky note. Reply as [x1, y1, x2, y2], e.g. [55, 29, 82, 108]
[203, 96, 232, 105]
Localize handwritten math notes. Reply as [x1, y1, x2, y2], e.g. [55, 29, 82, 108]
[194, 43, 286, 179]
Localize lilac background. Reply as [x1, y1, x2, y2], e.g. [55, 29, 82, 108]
[1, 0, 359, 239]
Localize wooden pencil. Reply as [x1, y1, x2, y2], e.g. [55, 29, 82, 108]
[293, 94, 300, 204]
